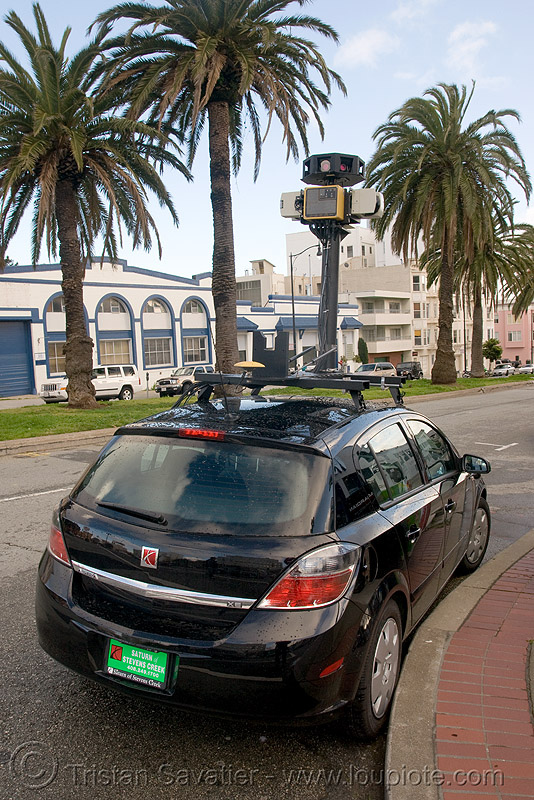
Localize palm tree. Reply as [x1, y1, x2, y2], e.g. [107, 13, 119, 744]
[92, 0, 345, 374]
[0, 4, 187, 407]
[366, 83, 531, 384]
[422, 212, 522, 377]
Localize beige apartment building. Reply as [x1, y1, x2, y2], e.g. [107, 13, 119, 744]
[237, 226, 494, 376]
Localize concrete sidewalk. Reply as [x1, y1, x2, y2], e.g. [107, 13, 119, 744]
[386, 529, 534, 800]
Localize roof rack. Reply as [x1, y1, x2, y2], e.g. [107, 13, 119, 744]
[179, 371, 406, 409]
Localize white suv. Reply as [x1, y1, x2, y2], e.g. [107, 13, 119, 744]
[40, 365, 141, 403]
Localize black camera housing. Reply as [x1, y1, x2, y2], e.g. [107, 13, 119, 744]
[302, 153, 365, 187]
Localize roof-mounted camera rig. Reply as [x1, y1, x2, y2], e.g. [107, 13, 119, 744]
[280, 153, 384, 369]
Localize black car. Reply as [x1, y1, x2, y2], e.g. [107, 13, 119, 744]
[396, 361, 424, 380]
[36, 383, 490, 739]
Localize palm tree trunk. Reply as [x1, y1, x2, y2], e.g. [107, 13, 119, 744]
[207, 101, 239, 376]
[431, 247, 457, 384]
[55, 179, 97, 408]
[470, 281, 484, 377]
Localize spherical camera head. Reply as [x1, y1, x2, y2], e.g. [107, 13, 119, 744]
[301, 153, 365, 187]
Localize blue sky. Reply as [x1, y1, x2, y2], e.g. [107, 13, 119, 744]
[3, 0, 534, 277]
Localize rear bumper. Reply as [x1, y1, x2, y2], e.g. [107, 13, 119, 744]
[36, 551, 371, 722]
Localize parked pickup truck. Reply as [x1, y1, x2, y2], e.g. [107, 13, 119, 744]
[154, 365, 214, 397]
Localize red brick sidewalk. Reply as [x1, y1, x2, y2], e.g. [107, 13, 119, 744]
[435, 551, 534, 799]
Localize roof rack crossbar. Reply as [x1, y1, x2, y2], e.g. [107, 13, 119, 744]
[180, 371, 405, 408]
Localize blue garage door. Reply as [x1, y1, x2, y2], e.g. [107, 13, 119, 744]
[0, 320, 34, 397]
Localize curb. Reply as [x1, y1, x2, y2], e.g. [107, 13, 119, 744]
[0, 427, 117, 456]
[385, 527, 534, 800]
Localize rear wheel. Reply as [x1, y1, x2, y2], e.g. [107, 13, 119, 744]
[458, 497, 490, 573]
[119, 386, 133, 401]
[347, 599, 402, 739]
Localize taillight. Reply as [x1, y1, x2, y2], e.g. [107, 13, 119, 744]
[258, 543, 361, 610]
[48, 509, 71, 567]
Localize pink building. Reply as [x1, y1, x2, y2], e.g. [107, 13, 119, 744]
[494, 304, 534, 364]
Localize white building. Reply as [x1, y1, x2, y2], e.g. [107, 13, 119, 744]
[0, 258, 362, 398]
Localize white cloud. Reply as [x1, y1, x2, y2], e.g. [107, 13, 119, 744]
[390, 0, 439, 24]
[446, 20, 497, 76]
[335, 29, 401, 69]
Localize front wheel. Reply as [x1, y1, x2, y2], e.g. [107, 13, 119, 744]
[458, 497, 490, 573]
[118, 386, 134, 401]
[347, 599, 402, 740]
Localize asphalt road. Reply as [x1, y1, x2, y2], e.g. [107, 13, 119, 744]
[0, 385, 532, 800]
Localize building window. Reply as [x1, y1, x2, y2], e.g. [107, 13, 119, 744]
[236, 280, 262, 306]
[99, 339, 131, 364]
[414, 329, 422, 346]
[423, 329, 430, 345]
[390, 328, 402, 340]
[47, 296, 65, 313]
[144, 337, 172, 366]
[361, 245, 366, 256]
[184, 336, 207, 362]
[48, 341, 65, 373]
[507, 313, 517, 324]
[144, 299, 167, 314]
[369, 246, 373, 254]
[508, 330, 522, 342]
[453, 330, 459, 344]
[184, 299, 203, 314]
[99, 297, 127, 314]
[362, 301, 374, 314]
[389, 302, 401, 314]
[347, 246, 353, 258]
[413, 275, 420, 291]
[413, 302, 421, 319]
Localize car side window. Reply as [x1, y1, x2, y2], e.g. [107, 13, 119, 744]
[108, 367, 121, 377]
[357, 444, 390, 504]
[123, 366, 135, 376]
[406, 419, 456, 480]
[367, 424, 423, 500]
[335, 467, 376, 528]
[92, 368, 105, 379]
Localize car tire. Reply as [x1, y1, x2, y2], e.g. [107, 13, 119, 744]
[347, 599, 402, 740]
[180, 381, 192, 394]
[458, 497, 490, 573]
[118, 386, 134, 401]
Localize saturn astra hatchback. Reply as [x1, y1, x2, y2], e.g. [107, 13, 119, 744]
[36, 396, 491, 738]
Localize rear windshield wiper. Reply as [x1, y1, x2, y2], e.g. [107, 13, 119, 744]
[96, 500, 168, 526]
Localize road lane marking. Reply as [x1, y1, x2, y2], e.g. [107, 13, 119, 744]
[0, 487, 70, 503]
[475, 441, 519, 451]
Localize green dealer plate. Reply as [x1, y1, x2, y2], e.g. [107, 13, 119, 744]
[106, 639, 170, 688]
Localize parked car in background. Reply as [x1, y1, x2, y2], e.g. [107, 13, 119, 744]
[154, 365, 215, 397]
[492, 363, 516, 377]
[396, 361, 424, 380]
[36, 391, 490, 739]
[40, 365, 141, 403]
[516, 363, 534, 374]
[355, 362, 397, 378]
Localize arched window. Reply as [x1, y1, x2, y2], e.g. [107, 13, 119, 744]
[99, 297, 127, 314]
[144, 298, 167, 314]
[46, 296, 65, 313]
[184, 299, 203, 314]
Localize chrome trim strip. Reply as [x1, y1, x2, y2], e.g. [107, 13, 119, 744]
[71, 560, 256, 609]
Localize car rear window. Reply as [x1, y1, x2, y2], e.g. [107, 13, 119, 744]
[72, 435, 333, 536]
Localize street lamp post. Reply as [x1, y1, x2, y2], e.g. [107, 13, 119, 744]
[289, 244, 321, 366]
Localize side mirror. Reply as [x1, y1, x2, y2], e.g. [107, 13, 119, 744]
[462, 454, 491, 475]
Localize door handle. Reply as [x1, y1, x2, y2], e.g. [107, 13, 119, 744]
[406, 525, 421, 544]
[445, 499, 456, 514]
